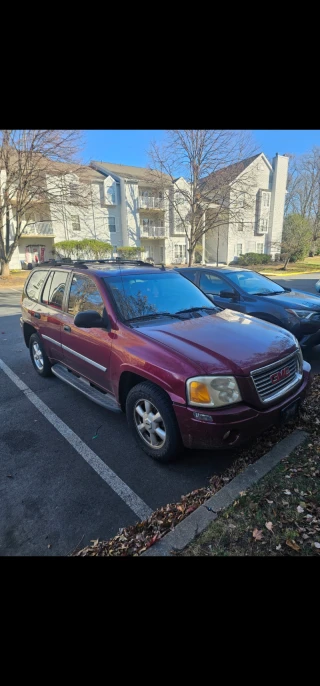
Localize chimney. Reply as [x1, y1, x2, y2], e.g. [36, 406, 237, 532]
[268, 154, 289, 257]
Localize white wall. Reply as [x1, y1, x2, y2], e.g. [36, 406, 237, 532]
[227, 155, 272, 262]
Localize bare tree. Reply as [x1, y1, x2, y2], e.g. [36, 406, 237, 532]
[0, 130, 94, 276]
[148, 130, 259, 266]
[285, 147, 320, 255]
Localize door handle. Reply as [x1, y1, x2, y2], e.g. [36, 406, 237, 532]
[33, 312, 41, 319]
[63, 325, 71, 332]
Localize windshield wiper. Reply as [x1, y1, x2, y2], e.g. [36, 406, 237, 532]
[127, 311, 184, 323]
[176, 306, 218, 314]
[252, 290, 284, 296]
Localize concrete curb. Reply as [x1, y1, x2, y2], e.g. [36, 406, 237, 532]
[142, 429, 309, 557]
[259, 271, 319, 277]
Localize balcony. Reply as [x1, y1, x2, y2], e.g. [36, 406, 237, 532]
[139, 196, 164, 210]
[21, 221, 54, 236]
[140, 225, 166, 238]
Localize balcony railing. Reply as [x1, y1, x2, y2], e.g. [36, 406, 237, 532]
[140, 226, 166, 238]
[139, 196, 164, 210]
[21, 221, 54, 236]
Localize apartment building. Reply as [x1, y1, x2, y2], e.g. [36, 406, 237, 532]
[202, 153, 289, 264]
[4, 151, 288, 270]
[90, 161, 189, 265]
[5, 162, 114, 269]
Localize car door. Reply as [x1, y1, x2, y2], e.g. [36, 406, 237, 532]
[60, 272, 113, 392]
[36, 269, 69, 363]
[197, 271, 246, 313]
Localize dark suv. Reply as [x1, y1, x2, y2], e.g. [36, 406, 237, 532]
[176, 266, 320, 349]
[20, 259, 311, 462]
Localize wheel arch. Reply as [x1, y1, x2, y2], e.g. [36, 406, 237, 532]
[23, 322, 37, 348]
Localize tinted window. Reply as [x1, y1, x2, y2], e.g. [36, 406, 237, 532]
[68, 274, 104, 317]
[26, 270, 48, 301]
[199, 272, 227, 295]
[227, 271, 285, 295]
[41, 272, 54, 304]
[105, 272, 216, 321]
[48, 271, 69, 309]
[179, 269, 198, 283]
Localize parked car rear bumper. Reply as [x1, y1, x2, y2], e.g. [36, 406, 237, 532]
[173, 364, 311, 450]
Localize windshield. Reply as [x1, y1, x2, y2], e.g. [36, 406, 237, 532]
[227, 271, 285, 295]
[105, 272, 218, 321]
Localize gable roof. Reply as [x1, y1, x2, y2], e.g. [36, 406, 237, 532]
[0, 149, 104, 184]
[90, 160, 172, 187]
[201, 153, 262, 192]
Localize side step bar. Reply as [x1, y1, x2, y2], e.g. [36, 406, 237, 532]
[51, 363, 121, 413]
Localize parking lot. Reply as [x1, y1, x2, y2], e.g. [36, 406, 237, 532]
[1, 273, 320, 556]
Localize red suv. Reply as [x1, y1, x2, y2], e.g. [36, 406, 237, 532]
[20, 259, 311, 462]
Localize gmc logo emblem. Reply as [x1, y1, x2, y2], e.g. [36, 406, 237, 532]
[270, 367, 290, 384]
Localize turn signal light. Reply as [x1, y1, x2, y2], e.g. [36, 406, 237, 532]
[189, 381, 211, 404]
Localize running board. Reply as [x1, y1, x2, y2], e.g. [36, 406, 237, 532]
[51, 363, 121, 413]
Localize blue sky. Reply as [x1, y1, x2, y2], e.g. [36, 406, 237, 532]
[83, 130, 320, 167]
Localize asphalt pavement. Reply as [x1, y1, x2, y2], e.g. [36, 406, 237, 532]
[1, 272, 319, 556]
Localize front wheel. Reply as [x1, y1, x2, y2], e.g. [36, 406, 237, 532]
[126, 382, 183, 462]
[29, 333, 52, 377]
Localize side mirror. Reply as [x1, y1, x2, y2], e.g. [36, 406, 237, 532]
[220, 290, 237, 300]
[74, 310, 105, 329]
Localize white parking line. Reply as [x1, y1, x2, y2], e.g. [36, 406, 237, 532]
[0, 358, 153, 521]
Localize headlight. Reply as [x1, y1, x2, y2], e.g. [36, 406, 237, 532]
[186, 376, 242, 408]
[286, 309, 320, 320]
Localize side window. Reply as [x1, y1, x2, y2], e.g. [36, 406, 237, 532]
[68, 274, 104, 317]
[199, 272, 228, 295]
[48, 271, 69, 309]
[26, 270, 48, 301]
[41, 272, 54, 304]
[180, 269, 198, 283]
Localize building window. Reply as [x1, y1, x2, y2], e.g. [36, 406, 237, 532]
[260, 218, 269, 233]
[69, 183, 78, 201]
[239, 192, 245, 208]
[256, 243, 264, 254]
[106, 187, 116, 204]
[175, 244, 186, 258]
[108, 217, 116, 233]
[263, 192, 270, 207]
[71, 215, 80, 231]
[236, 244, 243, 256]
[238, 221, 244, 231]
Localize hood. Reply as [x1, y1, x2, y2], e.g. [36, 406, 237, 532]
[139, 309, 298, 376]
[261, 289, 320, 310]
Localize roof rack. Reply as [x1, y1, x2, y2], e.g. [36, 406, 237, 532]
[37, 258, 157, 268]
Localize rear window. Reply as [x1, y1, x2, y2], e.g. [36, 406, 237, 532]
[26, 270, 48, 301]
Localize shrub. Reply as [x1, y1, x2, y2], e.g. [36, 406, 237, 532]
[54, 239, 112, 260]
[116, 246, 145, 259]
[238, 252, 272, 266]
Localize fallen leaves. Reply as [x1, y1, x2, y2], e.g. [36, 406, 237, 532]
[265, 521, 273, 532]
[314, 542, 320, 549]
[297, 506, 304, 514]
[74, 376, 320, 557]
[253, 528, 263, 541]
[286, 539, 300, 552]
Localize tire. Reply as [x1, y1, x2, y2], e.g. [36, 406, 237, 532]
[29, 333, 52, 377]
[126, 381, 183, 463]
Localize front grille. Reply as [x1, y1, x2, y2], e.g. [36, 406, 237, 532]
[251, 351, 302, 404]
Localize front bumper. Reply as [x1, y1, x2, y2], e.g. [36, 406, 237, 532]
[174, 363, 311, 450]
[299, 328, 320, 349]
